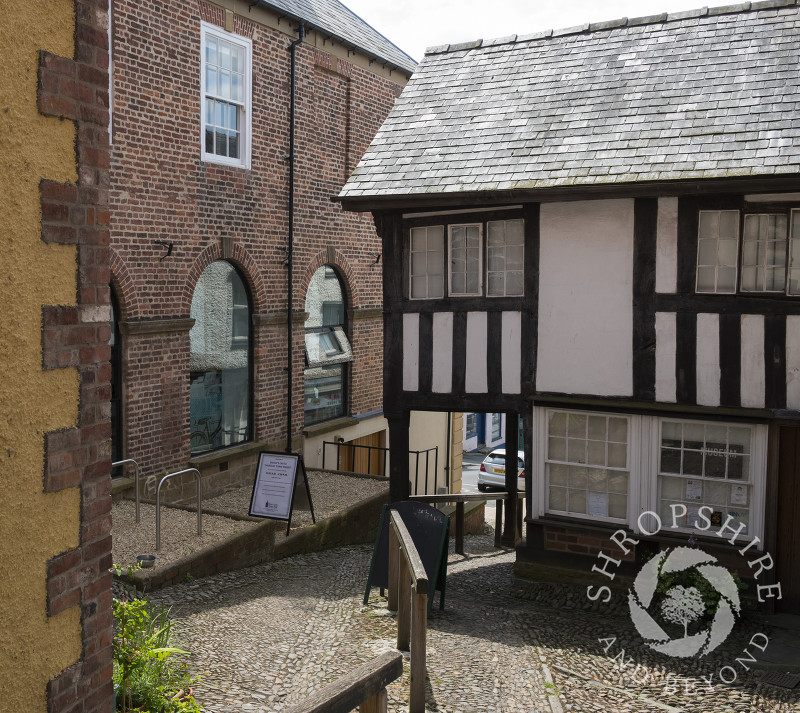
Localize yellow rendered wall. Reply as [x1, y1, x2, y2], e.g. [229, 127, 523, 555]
[0, 1, 83, 710]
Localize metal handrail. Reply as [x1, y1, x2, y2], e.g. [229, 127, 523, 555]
[155, 468, 202, 551]
[112, 458, 141, 523]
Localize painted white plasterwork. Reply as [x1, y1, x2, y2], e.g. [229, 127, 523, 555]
[655, 196, 678, 294]
[465, 311, 488, 393]
[403, 313, 419, 392]
[655, 311, 677, 403]
[432, 312, 453, 393]
[502, 311, 522, 394]
[537, 199, 634, 396]
[740, 314, 765, 408]
[786, 315, 800, 409]
[696, 313, 720, 406]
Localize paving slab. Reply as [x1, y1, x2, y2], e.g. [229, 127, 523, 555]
[148, 536, 800, 712]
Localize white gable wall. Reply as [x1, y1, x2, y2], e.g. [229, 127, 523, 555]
[537, 199, 634, 397]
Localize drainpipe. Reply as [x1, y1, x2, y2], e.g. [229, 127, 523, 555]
[286, 22, 305, 453]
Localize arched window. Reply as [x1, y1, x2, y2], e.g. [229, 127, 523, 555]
[189, 261, 251, 453]
[304, 265, 352, 425]
[110, 288, 123, 464]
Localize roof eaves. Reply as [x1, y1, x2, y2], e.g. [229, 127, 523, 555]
[252, 0, 417, 75]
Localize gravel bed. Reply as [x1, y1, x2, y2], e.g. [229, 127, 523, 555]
[112, 471, 388, 571]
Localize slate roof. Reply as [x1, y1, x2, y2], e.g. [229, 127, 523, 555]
[339, 1, 800, 205]
[256, 0, 416, 74]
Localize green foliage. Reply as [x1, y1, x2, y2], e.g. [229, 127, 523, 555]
[113, 596, 202, 713]
[653, 559, 745, 624]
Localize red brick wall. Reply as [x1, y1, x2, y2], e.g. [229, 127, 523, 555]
[544, 524, 637, 562]
[38, 1, 114, 710]
[110, 0, 405, 477]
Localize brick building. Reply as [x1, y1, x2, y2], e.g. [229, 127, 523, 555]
[1, 0, 113, 711]
[108, 0, 452, 500]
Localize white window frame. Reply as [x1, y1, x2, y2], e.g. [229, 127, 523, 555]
[531, 408, 766, 542]
[447, 223, 483, 297]
[409, 225, 445, 299]
[537, 407, 636, 525]
[652, 418, 766, 541]
[741, 213, 789, 293]
[486, 219, 524, 297]
[200, 22, 252, 169]
[695, 210, 740, 294]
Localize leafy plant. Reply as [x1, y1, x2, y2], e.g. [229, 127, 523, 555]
[113, 596, 201, 712]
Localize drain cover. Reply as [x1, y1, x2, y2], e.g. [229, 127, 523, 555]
[760, 671, 800, 689]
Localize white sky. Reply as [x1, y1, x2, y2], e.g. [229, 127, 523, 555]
[343, 0, 734, 62]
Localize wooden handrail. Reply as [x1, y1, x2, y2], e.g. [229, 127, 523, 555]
[284, 651, 402, 713]
[390, 511, 429, 594]
[388, 510, 429, 713]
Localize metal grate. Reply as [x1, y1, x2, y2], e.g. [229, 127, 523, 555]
[760, 671, 800, 689]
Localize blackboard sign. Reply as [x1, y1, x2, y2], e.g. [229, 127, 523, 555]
[363, 501, 450, 613]
[249, 451, 315, 533]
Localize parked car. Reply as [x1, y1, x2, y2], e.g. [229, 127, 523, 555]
[477, 449, 525, 491]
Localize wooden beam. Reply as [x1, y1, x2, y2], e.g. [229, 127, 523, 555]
[284, 651, 403, 713]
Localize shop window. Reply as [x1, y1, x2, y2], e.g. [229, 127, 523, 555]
[545, 409, 629, 522]
[465, 413, 478, 438]
[189, 261, 250, 453]
[658, 419, 754, 534]
[304, 265, 352, 425]
[491, 413, 502, 440]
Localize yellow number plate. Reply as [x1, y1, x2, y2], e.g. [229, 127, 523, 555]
[495, 468, 505, 474]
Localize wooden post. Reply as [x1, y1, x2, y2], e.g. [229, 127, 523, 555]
[455, 501, 464, 555]
[387, 522, 399, 611]
[494, 497, 503, 547]
[502, 412, 520, 547]
[410, 588, 428, 713]
[397, 554, 411, 651]
[359, 688, 388, 713]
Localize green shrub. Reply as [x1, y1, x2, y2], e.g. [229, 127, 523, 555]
[113, 596, 201, 713]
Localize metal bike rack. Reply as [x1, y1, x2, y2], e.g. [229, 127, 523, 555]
[156, 468, 202, 551]
[112, 458, 142, 523]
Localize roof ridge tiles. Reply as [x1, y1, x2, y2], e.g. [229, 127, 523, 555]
[422, 0, 798, 57]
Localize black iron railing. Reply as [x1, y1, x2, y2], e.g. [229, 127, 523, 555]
[321, 441, 440, 494]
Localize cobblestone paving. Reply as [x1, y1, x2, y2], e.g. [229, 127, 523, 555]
[150, 536, 800, 713]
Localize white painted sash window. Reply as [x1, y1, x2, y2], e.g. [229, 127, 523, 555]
[409, 226, 444, 298]
[696, 207, 800, 296]
[448, 224, 482, 296]
[533, 406, 766, 540]
[201, 23, 252, 168]
[545, 409, 630, 522]
[696, 210, 739, 293]
[658, 419, 757, 535]
[741, 213, 788, 292]
[487, 219, 524, 296]
[408, 218, 525, 299]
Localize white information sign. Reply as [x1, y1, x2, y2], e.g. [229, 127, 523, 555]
[587, 491, 609, 518]
[685, 479, 703, 501]
[249, 452, 299, 520]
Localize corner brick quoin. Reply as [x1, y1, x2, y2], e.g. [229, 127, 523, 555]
[37, 1, 114, 712]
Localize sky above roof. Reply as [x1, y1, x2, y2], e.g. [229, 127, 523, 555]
[342, 0, 738, 63]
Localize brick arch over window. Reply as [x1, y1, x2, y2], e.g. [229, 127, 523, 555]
[110, 248, 140, 321]
[182, 243, 266, 315]
[299, 249, 358, 308]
